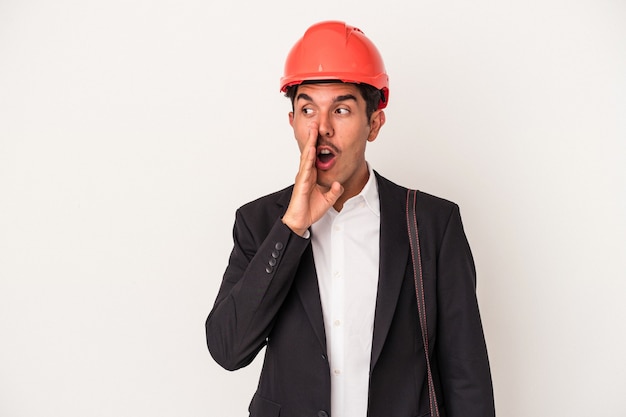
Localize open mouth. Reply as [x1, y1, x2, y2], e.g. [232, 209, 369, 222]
[318, 148, 334, 163]
[316, 147, 337, 170]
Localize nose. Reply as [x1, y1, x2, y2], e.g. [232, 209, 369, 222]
[317, 113, 334, 137]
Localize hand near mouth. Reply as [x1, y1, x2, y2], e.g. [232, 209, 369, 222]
[282, 124, 344, 237]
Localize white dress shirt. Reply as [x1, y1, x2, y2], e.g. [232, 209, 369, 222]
[311, 164, 380, 417]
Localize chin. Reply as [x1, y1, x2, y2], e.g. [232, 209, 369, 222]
[315, 175, 334, 190]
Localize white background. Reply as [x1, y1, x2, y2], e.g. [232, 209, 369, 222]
[1, 0, 625, 416]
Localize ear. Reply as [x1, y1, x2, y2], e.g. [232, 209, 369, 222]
[288, 111, 294, 127]
[367, 110, 386, 142]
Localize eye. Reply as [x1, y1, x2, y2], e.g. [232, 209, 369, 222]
[335, 107, 350, 115]
[301, 107, 314, 115]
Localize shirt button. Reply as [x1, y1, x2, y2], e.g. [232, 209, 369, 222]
[333, 225, 341, 232]
[333, 320, 341, 326]
[333, 369, 341, 375]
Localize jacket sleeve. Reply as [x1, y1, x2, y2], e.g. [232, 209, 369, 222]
[205, 209, 311, 371]
[435, 205, 495, 417]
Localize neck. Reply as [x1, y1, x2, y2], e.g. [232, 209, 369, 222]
[332, 167, 370, 212]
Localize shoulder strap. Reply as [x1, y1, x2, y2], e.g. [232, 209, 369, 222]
[406, 189, 440, 417]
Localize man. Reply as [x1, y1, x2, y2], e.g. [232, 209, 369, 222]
[206, 21, 495, 417]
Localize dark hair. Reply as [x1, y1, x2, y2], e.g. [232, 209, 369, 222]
[284, 82, 383, 122]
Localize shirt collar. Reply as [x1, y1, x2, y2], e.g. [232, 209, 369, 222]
[342, 163, 380, 217]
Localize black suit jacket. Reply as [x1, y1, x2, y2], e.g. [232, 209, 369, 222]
[206, 172, 495, 417]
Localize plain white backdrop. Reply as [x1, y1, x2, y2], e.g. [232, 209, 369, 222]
[1, 0, 625, 416]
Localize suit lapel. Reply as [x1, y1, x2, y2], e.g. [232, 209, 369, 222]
[275, 188, 327, 353]
[370, 173, 410, 372]
[294, 247, 327, 353]
[274, 175, 410, 364]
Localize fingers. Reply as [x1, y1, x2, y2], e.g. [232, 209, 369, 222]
[283, 125, 318, 236]
[295, 124, 318, 186]
[302, 123, 318, 164]
[307, 122, 318, 146]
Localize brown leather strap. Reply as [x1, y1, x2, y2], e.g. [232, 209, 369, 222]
[406, 189, 440, 417]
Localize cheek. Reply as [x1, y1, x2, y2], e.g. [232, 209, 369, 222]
[295, 139, 306, 153]
[293, 127, 308, 151]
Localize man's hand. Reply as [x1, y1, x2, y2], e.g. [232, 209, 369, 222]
[282, 124, 344, 236]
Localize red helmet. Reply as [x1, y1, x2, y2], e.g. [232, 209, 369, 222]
[280, 21, 389, 109]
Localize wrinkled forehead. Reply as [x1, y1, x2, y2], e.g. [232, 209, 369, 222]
[294, 82, 364, 103]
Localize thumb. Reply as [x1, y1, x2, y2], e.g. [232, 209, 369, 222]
[324, 182, 344, 206]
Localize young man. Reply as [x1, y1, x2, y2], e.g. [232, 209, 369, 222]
[206, 21, 495, 417]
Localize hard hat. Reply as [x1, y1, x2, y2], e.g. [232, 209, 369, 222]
[280, 21, 389, 109]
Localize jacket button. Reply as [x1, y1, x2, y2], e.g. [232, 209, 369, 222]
[275, 242, 284, 250]
[268, 258, 277, 267]
[265, 266, 273, 274]
[317, 411, 328, 417]
[271, 250, 280, 259]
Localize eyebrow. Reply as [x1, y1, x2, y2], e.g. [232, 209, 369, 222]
[296, 93, 358, 104]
